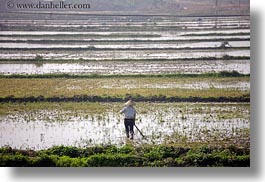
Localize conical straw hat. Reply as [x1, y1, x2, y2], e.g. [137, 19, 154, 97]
[124, 99, 135, 106]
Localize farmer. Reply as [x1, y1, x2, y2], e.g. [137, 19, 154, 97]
[120, 99, 136, 140]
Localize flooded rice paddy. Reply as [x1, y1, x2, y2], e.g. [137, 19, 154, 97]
[0, 59, 250, 75]
[0, 103, 250, 150]
[0, 49, 250, 60]
[0, 15, 250, 75]
[0, 41, 250, 49]
[0, 13, 250, 151]
[0, 15, 250, 30]
[100, 79, 250, 91]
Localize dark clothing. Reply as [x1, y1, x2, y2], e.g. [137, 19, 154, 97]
[124, 119, 135, 139]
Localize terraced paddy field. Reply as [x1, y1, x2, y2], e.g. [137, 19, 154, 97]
[0, 12, 250, 166]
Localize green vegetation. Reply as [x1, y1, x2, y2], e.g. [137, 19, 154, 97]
[0, 102, 111, 116]
[0, 145, 250, 167]
[0, 74, 250, 102]
[0, 71, 250, 79]
[0, 95, 250, 103]
[0, 102, 250, 117]
[0, 55, 250, 63]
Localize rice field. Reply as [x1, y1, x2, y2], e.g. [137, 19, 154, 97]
[0, 14, 250, 75]
[0, 11, 250, 166]
[0, 102, 250, 150]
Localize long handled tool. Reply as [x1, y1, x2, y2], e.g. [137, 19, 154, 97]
[134, 124, 146, 139]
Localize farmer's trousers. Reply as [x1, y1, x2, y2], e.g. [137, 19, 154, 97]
[124, 119, 135, 138]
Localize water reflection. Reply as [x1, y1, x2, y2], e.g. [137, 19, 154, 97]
[0, 103, 250, 150]
[0, 59, 250, 75]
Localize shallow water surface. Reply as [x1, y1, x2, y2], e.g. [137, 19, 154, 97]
[0, 103, 250, 150]
[0, 58, 250, 75]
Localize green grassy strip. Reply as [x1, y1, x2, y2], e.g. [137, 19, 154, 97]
[0, 95, 250, 103]
[0, 71, 250, 79]
[0, 145, 250, 167]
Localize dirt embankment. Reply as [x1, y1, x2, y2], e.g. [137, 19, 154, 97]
[0, 95, 250, 103]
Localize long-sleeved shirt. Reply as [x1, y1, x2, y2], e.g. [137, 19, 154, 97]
[120, 106, 136, 119]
